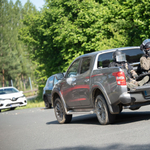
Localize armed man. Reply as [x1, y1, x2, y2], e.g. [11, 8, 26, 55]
[140, 39, 150, 73]
[109, 49, 149, 89]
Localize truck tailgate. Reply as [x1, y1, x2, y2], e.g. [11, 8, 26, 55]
[130, 83, 150, 98]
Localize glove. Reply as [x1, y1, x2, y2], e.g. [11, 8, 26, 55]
[133, 74, 138, 80]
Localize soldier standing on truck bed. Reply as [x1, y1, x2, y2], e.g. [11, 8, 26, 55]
[140, 39, 150, 73]
[109, 50, 149, 90]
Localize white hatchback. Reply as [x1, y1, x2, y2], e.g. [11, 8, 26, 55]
[0, 87, 27, 112]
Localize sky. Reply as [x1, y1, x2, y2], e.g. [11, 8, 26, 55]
[12, 0, 45, 10]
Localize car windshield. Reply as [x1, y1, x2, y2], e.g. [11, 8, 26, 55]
[0, 88, 19, 95]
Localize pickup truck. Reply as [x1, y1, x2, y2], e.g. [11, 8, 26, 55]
[51, 46, 150, 125]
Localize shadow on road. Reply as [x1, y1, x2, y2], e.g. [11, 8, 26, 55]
[115, 111, 150, 125]
[38, 143, 150, 150]
[46, 110, 150, 125]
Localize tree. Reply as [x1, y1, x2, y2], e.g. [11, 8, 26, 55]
[0, 0, 37, 87]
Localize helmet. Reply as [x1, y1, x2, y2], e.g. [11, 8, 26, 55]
[140, 39, 150, 56]
[140, 39, 150, 50]
[113, 49, 126, 62]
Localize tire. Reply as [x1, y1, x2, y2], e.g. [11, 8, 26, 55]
[44, 97, 52, 108]
[95, 95, 116, 125]
[119, 105, 123, 113]
[10, 107, 16, 110]
[54, 98, 72, 124]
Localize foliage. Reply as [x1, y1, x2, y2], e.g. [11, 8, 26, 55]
[19, 0, 150, 88]
[0, 0, 37, 87]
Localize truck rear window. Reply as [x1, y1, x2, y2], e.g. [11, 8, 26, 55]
[98, 48, 143, 68]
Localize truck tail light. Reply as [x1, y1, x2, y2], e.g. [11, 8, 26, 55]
[112, 71, 126, 86]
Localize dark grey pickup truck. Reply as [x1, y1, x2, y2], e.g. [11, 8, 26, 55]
[52, 47, 150, 125]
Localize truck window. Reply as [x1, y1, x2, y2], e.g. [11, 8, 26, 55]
[98, 48, 143, 68]
[122, 48, 143, 63]
[66, 59, 80, 78]
[98, 52, 113, 68]
[80, 57, 91, 74]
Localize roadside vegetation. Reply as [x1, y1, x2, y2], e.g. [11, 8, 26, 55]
[16, 99, 45, 110]
[0, 0, 38, 90]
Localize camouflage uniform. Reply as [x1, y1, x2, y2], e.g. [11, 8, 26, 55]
[109, 61, 149, 89]
[140, 55, 150, 73]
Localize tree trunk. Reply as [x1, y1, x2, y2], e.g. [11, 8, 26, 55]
[22, 74, 26, 90]
[2, 69, 4, 87]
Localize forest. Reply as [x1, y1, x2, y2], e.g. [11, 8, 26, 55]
[1, 0, 150, 91]
[0, 0, 38, 90]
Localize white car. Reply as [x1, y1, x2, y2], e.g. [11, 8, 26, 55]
[0, 87, 27, 112]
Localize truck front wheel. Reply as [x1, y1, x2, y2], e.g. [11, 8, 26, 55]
[54, 98, 72, 124]
[95, 95, 116, 125]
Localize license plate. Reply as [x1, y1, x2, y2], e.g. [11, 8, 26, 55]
[10, 104, 19, 107]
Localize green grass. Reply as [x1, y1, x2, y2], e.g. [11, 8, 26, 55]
[17, 99, 45, 110]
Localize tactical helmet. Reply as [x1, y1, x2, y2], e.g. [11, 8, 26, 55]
[140, 39, 150, 56]
[140, 39, 150, 51]
[112, 49, 126, 62]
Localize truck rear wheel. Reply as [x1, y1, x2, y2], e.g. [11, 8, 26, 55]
[95, 95, 116, 125]
[54, 98, 72, 124]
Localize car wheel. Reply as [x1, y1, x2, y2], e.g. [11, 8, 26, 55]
[10, 107, 16, 110]
[95, 95, 116, 125]
[54, 98, 72, 124]
[44, 97, 52, 108]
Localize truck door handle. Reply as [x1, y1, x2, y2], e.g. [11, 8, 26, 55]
[84, 79, 89, 83]
[72, 82, 76, 86]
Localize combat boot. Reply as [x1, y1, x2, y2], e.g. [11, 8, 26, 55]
[138, 76, 149, 86]
[127, 82, 137, 89]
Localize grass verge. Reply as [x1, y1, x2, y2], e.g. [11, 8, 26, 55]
[17, 99, 45, 110]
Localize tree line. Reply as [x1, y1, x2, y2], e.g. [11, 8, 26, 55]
[0, 0, 37, 88]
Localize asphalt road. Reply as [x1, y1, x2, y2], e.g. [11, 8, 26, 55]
[1, 105, 150, 150]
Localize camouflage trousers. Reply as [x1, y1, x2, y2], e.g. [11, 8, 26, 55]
[126, 76, 149, 89]
[128, 78, 138, 86]
[126, 77, 139, 89]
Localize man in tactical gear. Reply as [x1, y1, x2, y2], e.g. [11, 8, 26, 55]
[140, 39, 150, 73]
[109, 49, 149, 89]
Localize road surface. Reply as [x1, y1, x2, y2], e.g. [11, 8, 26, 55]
[1, 106, 150, 150]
